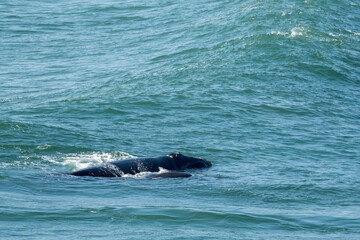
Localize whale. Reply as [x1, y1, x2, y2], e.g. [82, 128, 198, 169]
[69, 152, 211, 178]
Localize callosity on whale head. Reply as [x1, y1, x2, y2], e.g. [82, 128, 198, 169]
[168, 152, 212, 169]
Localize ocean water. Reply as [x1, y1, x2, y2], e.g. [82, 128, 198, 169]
[1, 0, 360, 239]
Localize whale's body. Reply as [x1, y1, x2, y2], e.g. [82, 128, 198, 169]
[70, 152, 211, 178]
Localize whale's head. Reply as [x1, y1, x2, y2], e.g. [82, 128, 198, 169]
[168, 152, 212, 170]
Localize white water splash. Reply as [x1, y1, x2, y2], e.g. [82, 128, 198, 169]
[347, 30, 360, 36]
[121, 167, 170, 179]
[43, 151, 136, 171]
[290, 27, 304, 37]
[270, 30, 287, 36]
[269, 27, 305, 38]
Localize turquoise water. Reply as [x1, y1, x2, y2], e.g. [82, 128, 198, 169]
[1, 0, 360, 239]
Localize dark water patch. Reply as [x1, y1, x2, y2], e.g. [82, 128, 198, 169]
[251, 104, 314, 116]
[85, 4, 154, 14]
[4, 15, 22, 19]
[151, 47, 209, 62]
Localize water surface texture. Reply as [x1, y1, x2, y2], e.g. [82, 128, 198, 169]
[1, 0, 360, 239]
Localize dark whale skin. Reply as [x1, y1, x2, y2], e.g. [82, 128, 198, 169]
[69, 152, 211, 178]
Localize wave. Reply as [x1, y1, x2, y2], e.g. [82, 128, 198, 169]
[3, 205, 359, 233]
